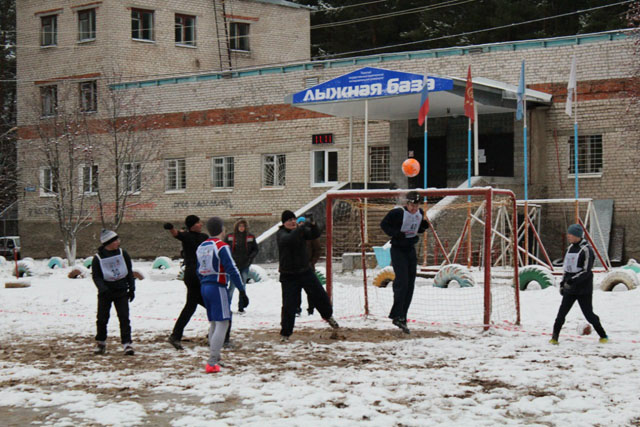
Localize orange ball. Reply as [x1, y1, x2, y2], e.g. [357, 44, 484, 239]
[402, 158, 420, 178]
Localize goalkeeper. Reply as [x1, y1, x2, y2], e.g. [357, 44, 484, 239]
[380, 191, 429, 334]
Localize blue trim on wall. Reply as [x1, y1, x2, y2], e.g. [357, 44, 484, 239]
[110, 30, 631, 91]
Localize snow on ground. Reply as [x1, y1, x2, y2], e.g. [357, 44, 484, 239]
[1, 258, 639, 426]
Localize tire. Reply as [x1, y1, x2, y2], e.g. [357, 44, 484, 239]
[621, 259, 640, 274]
[518, 265, 555, 291]
[433, 264, 475, 288]
[247, 264, 268, 283]
[68, 266, 90, 279]
[315, 269, 326, 286]
[0, 255, 5, 265]
[372, 266, 395, 288]
[17, 260, 35, 277]
[83, 258, 93, 269]
[133, 269, 146, 280]
[600, 269, 639, 291]
[152, 256, 173, 270]
[47, 256, 64, 269]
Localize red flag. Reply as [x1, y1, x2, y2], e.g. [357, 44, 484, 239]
[464, 65, 475, 122]
[417, 78, 429, 126]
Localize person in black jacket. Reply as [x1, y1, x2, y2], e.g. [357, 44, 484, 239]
[224, 219, 259, 313]
[550, 224, 608, 344]
[164, 215, 209, 350]
[277, 210, 339, 341]
[92, 229, 136, 355]
[380, 191, 429, 334]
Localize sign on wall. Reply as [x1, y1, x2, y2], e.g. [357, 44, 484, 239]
[292, 67, 453, 104]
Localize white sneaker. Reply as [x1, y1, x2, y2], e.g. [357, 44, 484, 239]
[123, 343, 135, 355]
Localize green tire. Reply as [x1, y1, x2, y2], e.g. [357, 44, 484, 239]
[518, 265, 555, 291]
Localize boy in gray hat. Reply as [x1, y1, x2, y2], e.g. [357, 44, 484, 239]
[550, 224, 608, 344]
[92, 230, 136, 355]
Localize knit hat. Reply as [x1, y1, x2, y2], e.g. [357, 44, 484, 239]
[281, 210, 296, 223]
[405, 191, 421, 203]
[296, 216, 306, 224]
[567, 224, 583, 238]
[100, 229, 118, 245]
[206, 217, 224, 236]
[185, 215, 200, 229]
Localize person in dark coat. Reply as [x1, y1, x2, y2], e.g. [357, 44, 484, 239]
[277, 210, 339, 341]
[164, 215, 208, 350]
[380, 191, 429, 334]
[550, 224, 608, 344]
[295, 213, 322, 316]
[92, 229, 136, 355]
[224, 218, 259, 312]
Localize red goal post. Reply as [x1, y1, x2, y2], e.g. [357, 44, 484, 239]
[325, 187, 521, 328]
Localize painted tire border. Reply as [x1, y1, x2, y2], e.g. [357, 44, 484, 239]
[518, 265, 555, 291]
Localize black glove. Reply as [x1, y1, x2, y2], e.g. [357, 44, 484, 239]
[163, 222, 174, 230]
[239, 291, 249, 310]
[128, 290, 135, 302]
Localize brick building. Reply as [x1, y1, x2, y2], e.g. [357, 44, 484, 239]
[15, 1, 640, 262]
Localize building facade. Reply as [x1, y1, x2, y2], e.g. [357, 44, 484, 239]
[16, 1, 639, 262]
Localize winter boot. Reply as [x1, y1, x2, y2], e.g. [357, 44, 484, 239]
[280, 335, 290, 343]
[326, 317, 340, 329]
[168, 335, 184, 350]
[392, 318, 410, 334]
[123, 343, 135, 356]
[94, 341, 106, 355]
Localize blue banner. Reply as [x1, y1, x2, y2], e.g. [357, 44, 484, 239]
[292, 67, 453, 104]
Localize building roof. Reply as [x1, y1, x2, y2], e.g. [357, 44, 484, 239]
[249, 0, 314, 9]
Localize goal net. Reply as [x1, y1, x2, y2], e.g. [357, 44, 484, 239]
[325, 187, 521, 328]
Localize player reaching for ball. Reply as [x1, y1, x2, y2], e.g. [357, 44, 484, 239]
[380, 191, 429, 334]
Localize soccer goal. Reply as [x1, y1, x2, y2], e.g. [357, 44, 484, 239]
[325, 187, 521, 328]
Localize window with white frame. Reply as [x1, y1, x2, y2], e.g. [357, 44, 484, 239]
[175, 14, 196, 46]
[263, 154, 285, 188]
[77, 8, 96, 41]
[81, 164, 99, 194]
[312, 150, 338, 185]
[40, 85, 57, 117]
[166, 158, 186, 191]
[40, 166, 58, 195]
[79, 81, 97, 113]
[123, 162, 142, 194]
[132, 8, 154, 41]
[370, 146, 390, 182]
[568, 134, 603, 175]
[41, 15, 57, 46]
[212, 156, 234, 189]
[229, 22, 250, 51]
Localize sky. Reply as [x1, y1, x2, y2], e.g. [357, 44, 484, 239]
[1, 257, 639, 426]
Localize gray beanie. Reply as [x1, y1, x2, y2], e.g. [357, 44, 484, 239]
[567, 224, 583, 238]
[206, 217, 224, 236]
[100, 229, 118, 245]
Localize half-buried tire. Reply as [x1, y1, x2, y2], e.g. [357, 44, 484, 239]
[372, 266, 395, 288]
[518, 265, 555, 291]
[600, 269, 639, 291]
[433, 264, 475, 288]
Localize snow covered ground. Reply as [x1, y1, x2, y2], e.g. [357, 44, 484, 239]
[1, 258, 639, 426]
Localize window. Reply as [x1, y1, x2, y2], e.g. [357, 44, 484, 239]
[166, 158, 186, 191]
[263, 154, 286, 187]
[40, 167, 58, 195]
[123, 162, 142, 194]
[81, 164, 99, 194]
[229, 22, 250, 51]
[41, 15, 57, 46]
[175, 14, 196, 46]
[312, 150, 338, 185]
[132, 9, 154, 41]
[40, 85, 57, 117]
[79, 81, 97, 113]
[370, 146, 390, 182]
[212, 156, 234, 189]
[77, 9, 96, 41]
[569, 135, 603, 175]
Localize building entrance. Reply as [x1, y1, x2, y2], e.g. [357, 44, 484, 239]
[407, 136, 447, 189]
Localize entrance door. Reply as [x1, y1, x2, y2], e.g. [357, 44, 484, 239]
[407, 136, 447, 188]
[478, 133, 514, 177]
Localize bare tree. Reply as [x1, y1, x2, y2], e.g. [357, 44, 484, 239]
[24, 75, 165, 263]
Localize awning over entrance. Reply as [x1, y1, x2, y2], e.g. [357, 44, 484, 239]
[285, 67, 552, 120]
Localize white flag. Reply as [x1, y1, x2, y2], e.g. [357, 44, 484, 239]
[565, 55, 576, 117]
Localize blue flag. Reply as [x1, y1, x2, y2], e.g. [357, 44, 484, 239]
[516, 60, 525, 121]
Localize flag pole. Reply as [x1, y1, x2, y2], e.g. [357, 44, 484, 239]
[573, 78, 579, 223]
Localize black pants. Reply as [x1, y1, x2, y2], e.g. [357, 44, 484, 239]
[96, 292, 131, 344]
[280, 269, 333, 337]
[552, 293, 607, 339]
[389, 245, 417, 321]
[171, 269, 205, 340]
